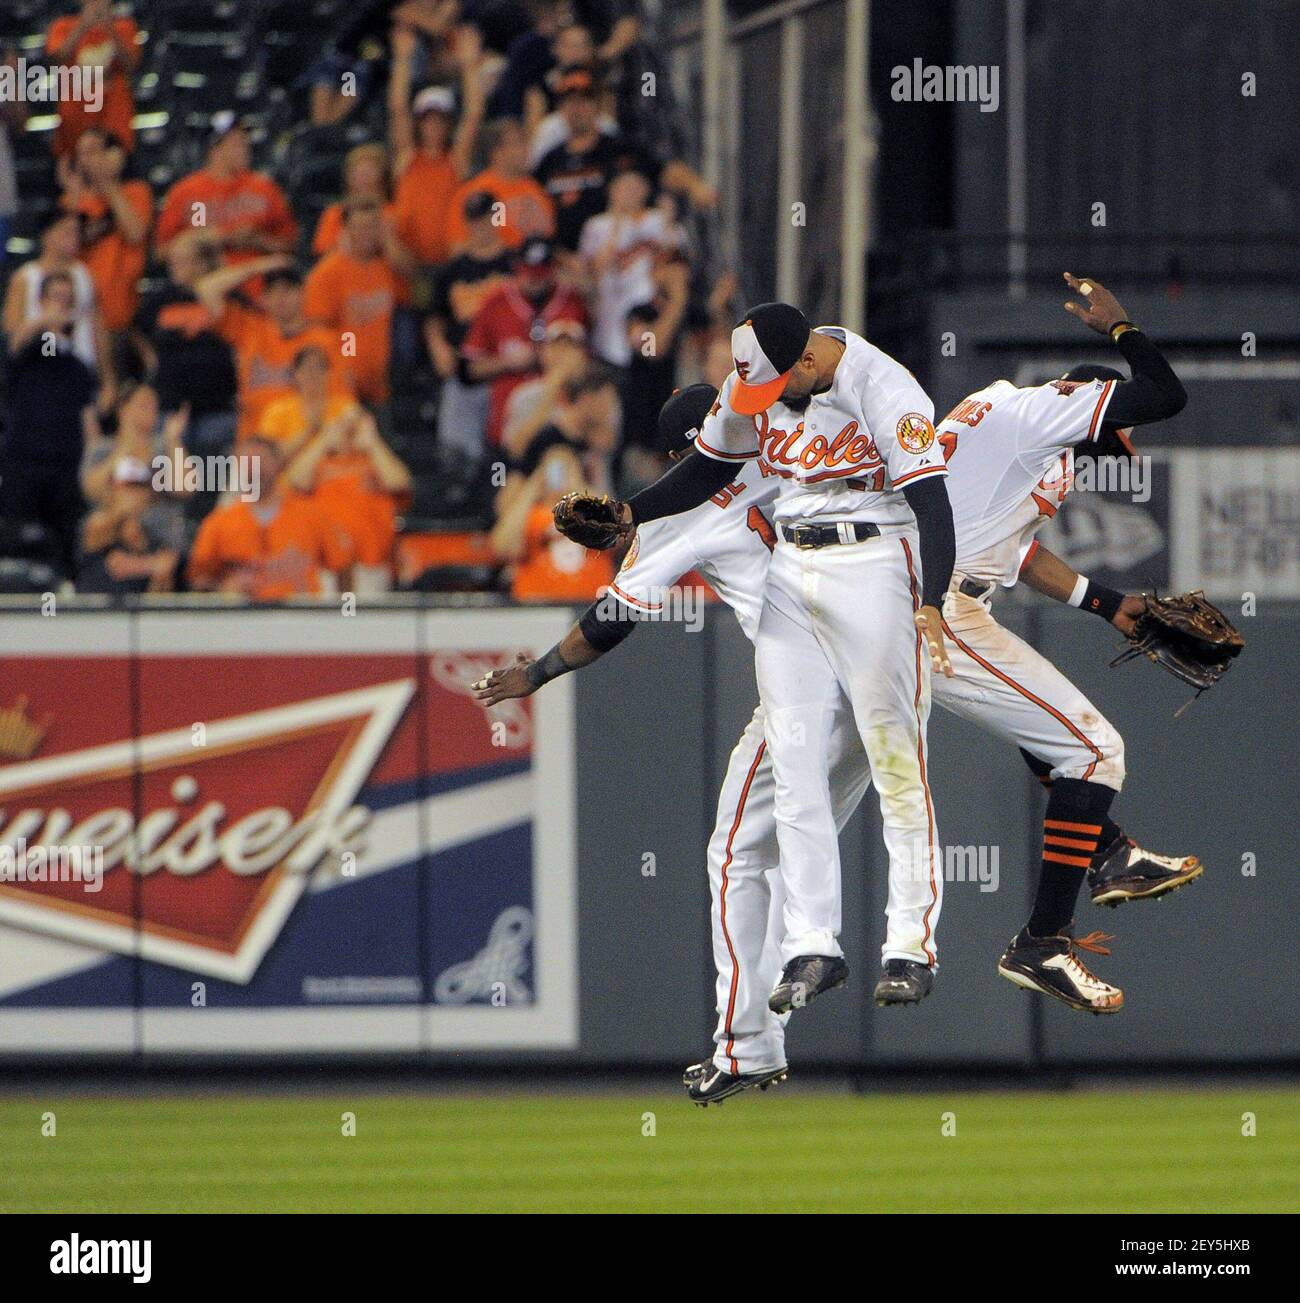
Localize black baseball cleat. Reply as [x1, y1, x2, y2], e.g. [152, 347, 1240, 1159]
[1089, 836, 1203, 907]
[873, 959, 934, 1006]
[682, 1048, 718, 1087]
[997, 925, 1123, 1014]
[768, 954, 848, 1014]
[687, 1060, 788, 1107]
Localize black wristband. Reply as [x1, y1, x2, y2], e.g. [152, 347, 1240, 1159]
[525, 645, 571, 689]
[1082, 579, 1124, 622]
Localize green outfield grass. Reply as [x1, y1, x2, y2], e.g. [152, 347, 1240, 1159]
[1, 1088, 1296, 1213]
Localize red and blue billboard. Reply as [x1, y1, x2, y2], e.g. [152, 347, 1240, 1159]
[0, 608, 578, 1054]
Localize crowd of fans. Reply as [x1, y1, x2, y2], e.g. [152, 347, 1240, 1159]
[0, 0, 741, 602]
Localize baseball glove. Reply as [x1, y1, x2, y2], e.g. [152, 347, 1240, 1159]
[1110, 590, 1244, 695]
[552, 492, 632, 550]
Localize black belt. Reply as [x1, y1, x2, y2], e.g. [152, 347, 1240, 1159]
[781, 521, 882, 549]
[958, 577, 994, 599]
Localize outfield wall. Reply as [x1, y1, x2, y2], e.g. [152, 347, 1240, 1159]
[0, 601, 1293, 1067]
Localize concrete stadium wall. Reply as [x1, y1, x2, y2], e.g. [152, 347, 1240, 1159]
[573, 600, 1298, 1068]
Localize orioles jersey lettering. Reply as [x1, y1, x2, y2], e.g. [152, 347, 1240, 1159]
[692, 327, 945, 528]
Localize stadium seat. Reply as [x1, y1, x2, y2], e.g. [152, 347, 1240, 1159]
[0, 518, 64, 587]
[402, 563, 501, 593]
[0, 1, 49, 47]
[396, 531, 498, 590]
[260, 0, 348, 88]
[139, 0, 253, 43]
[0, 557, 62, 594]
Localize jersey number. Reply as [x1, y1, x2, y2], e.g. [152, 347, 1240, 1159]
[937, 398, 991, 465]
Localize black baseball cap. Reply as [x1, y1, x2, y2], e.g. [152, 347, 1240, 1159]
[463, 189, 495, 221]
[657, 384, 718, 455]
[729, 302, 811, 414]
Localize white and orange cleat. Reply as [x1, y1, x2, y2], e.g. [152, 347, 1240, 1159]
[997, 926, 1124, 1015]
[1089, 836, 1203, 907]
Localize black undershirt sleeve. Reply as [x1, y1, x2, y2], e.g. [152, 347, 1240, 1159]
[578, 598, 638, 651]
[1102, 329, 1187, 429]
[626, 449, 739, 525]
[901, 475, 956, 610]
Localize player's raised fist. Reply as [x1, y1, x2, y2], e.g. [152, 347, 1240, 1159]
[1062, 272, 1128, 335]
[914, 605, 953, 678]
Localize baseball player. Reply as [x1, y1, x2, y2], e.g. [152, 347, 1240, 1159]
[555, 303, 958, 1019]
[930, 273, 1200, 1012]
[475, 386, 879, 1106]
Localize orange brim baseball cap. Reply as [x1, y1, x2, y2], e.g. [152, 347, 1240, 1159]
[728, 302, 811, 415]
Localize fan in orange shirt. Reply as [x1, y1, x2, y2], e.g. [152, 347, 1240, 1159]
[156, 116, 297, 272]
[256, 344, 357, 459]
[310, 143, 417, 308]
[443, 119, 556, 252]
[187, 437, 353, 600]
[312, 145, 395, 254]
[387, 22, 485, 266]
[45, 0, 140, 158]
[304, 200, 403, 406]
[193, 257, 354, 437]
[282, 399, 414, 591]
[58, 128, 151, 332]
[490, 441, 613, 602]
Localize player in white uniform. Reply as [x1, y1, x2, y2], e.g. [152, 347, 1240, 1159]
[573, 303, 959, 1037]
[927, 274, 1202, 1011]
[473, 386, 877, 1105]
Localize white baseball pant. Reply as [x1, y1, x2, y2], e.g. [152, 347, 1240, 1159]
[754, 526, 944, 971]
[707, 701, 872, 1075]
[708, 572, 1124, 1077]
[935, 581, 1125, 791]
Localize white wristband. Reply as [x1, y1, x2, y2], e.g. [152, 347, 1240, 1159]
[1067, 574, 1090, 608]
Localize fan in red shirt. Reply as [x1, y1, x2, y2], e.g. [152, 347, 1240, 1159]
[461, 239, 587, 448]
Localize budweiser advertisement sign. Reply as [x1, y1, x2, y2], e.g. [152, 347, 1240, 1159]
[0, 610, 578, 1054]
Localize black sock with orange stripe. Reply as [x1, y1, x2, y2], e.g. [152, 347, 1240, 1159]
[1028, 779, 1120, 937]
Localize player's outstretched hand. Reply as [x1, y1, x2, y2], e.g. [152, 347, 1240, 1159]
[473, 653, 537, 706]
[914, 605, 954, 677]
[1062, 272, 1129, 335]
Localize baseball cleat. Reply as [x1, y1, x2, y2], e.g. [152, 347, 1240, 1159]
[1089, 836, 1203, 907]
[768, 954, 848, 1014]
[687, 1061, 788, 1107]
[873, 959, 934, 1006]
[997, 925, 1123, 1015]
[682, 1049, 718, 1087]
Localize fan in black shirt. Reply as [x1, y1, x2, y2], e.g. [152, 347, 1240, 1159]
[533, 67, 663, 250]
[133, 235, 237, 453]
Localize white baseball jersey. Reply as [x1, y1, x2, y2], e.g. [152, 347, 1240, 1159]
[939, 376, 1118, 586]
[608, 458, 781, 640]
[693, 327, 948, 527]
